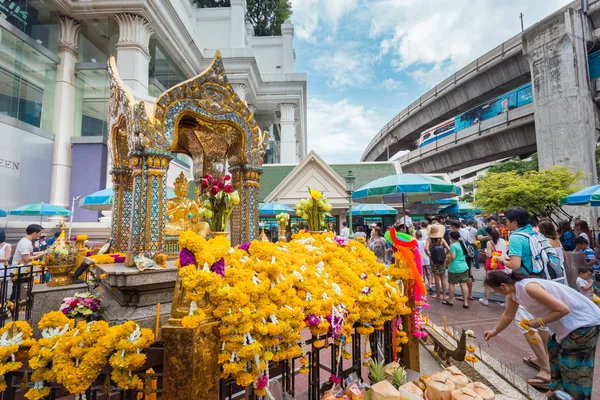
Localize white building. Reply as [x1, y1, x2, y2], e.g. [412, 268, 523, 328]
[0, 0, 307, 222]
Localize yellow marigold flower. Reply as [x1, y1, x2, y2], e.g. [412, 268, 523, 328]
[520, 319, 530, 331]
[466, 345, 476, 353]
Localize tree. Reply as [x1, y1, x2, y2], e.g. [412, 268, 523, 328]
[459, 182, 475, 203]
[487, 153, 538, 174]
[473, 166, 583, 220]
[246, 0, 292, 36]
[190, 0, 293, 36]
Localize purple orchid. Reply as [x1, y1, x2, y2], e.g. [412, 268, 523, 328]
[238, 242, 251, 252]
[179, 248, 196, 267]
[211, 257, 225, 277]
[361, 286, 372, 296]
[305, 314, 320, 327]
[334, 236, 349, 246]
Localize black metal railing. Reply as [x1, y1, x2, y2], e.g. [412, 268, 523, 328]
[0, 264, 49, 327]
[220, 321, 399, 400]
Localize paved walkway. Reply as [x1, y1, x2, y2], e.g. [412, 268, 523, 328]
[425, 268, 600, 399]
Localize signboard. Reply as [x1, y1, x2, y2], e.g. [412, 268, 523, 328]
[0, 150, 21, 178]
[0, 0, 29, 31]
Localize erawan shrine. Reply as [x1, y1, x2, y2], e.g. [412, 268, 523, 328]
[0, 54, 533, 400]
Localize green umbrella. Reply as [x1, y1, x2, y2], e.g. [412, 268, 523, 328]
[560, 184, 600, 206]
[346, 204, 398, 216]
[259, 202, 296, 216]
[10, 202, 72, 223]
[352, 174, 461, 203]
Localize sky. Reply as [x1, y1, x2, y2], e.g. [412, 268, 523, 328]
[289, 0, 572, 163]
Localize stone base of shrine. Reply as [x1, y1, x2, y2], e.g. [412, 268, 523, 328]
[31, 282, 88, 335]
[93, 262, 178, 331]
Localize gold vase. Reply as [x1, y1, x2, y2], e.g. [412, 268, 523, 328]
[46, 264, 75, 287]
[211, 232, 229, 238]
[279, 230, 287, 242]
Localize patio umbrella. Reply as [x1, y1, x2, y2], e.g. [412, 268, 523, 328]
[259, 202, 296, 216]
[560, 184, 600, 206]
[409, 198, 458, 214]
[10, 202, 72, 223]
[0, 209, 6, 217]
[79, 187, 176, 211]
[346, 204, 398, 216]
[352, 173, 461, 214]
[443, 202, 481, 216]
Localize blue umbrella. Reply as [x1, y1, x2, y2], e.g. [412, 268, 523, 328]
[346, 204, 398, 216]
[0, 209, 6, 217]
[10, 203, 71, 216]
[560, 184, 600, 206]
[80, 187, 176, 211]
[259, 202, 296, 216]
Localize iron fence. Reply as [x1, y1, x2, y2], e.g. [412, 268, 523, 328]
[0, 264, 49, 327]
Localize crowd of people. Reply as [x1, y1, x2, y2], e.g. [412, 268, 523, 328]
[367, 208, 600, 400]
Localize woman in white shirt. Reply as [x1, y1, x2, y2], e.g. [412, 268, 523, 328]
[479, 226, 507, 306]
[483, 271, 600, 400]
[0, 229, 11, 265]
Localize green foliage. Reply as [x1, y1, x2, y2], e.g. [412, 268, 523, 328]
[190, 0, 292, 36]
[473, 166, 583, 219]
[247, 0, 292, 36]
[487, 153, 538, 175]
[368, 359, 387, 384]
[388, 365, 407, 388]
[462, 182, 475, 193]
[460, 194, 474, 203]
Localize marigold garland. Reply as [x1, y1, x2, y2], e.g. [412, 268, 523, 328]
[0, 321, 35, 392]
[178, 230, 413, 389]
[108, 321, 154, 389]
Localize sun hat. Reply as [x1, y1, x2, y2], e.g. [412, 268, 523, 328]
[429, 224, 445, 239]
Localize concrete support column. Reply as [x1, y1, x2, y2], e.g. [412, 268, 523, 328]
[49, 16, 81, 207]
[230, 0, 247, 48]
[281, 20, 295, 73]
[278, 103, 297, 163]
[114, 14, 154, 96]
[232, 83, 248, 103]
[523, 8, 598, 187]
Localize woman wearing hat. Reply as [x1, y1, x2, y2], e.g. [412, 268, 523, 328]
[426, 224, 450, 300]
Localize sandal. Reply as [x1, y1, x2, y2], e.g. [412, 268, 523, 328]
[442, 300, 454, 306]
[523, 357, 540, 371]
[463, 304, 469, 309]
[527, 376, 550, 390]
[431, 294, 440, 299]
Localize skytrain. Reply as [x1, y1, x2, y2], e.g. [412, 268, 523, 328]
[418, 82, 534, 147]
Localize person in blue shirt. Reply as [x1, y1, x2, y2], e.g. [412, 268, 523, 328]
[496, 207, 552, 390]
[575, 236, 597, 267]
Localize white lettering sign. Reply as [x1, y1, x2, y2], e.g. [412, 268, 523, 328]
[0, 0, 28, 27]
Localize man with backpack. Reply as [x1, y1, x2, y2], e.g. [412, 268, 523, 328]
[496, 207, 563, 390]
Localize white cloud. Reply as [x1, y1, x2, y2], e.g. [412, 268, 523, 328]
[381, 78, 402, 91]
[372, 0, 570, 86]
[290, 0, 358, 41]
[307, 97, 388, 162]
[313, 42, 375, 88]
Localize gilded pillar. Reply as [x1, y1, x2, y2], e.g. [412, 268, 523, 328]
[110, 168, 133, 252]
[229, 164, 261, 245]
[129, 152, 171, 261]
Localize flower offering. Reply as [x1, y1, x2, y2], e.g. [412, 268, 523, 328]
[60, 292, 102, 319]
[197, 173, 240, 232]
[177, 230, 413, 389]
[295, 188, 332, 231]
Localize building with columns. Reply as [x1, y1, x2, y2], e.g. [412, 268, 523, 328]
[0, 0, 307, 222]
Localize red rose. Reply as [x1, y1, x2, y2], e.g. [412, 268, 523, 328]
[70, 301, 78, 308]
[201, 179, 209, 189]
[210, 186, 219, 196]
[224, 174, 231, 181]
[224, 184, 233, 193]
[206, 174, 214, 182]
[218, 181, 224, 189]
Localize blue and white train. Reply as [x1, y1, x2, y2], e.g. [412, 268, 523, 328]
[418, 83, 534, 147]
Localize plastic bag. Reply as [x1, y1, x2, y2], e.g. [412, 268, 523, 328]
[321, 384, 348, 400]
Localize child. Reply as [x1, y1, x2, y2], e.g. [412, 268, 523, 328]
[416, 231, 432, 292]
[575, 237, 596, 267]
[577, 266, 595, 300]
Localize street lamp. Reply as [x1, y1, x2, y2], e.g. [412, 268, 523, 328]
[344, 170, 356, 239]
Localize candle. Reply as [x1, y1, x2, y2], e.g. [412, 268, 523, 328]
[155, 303, 161, 341]
[443, 316, 447, 333]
